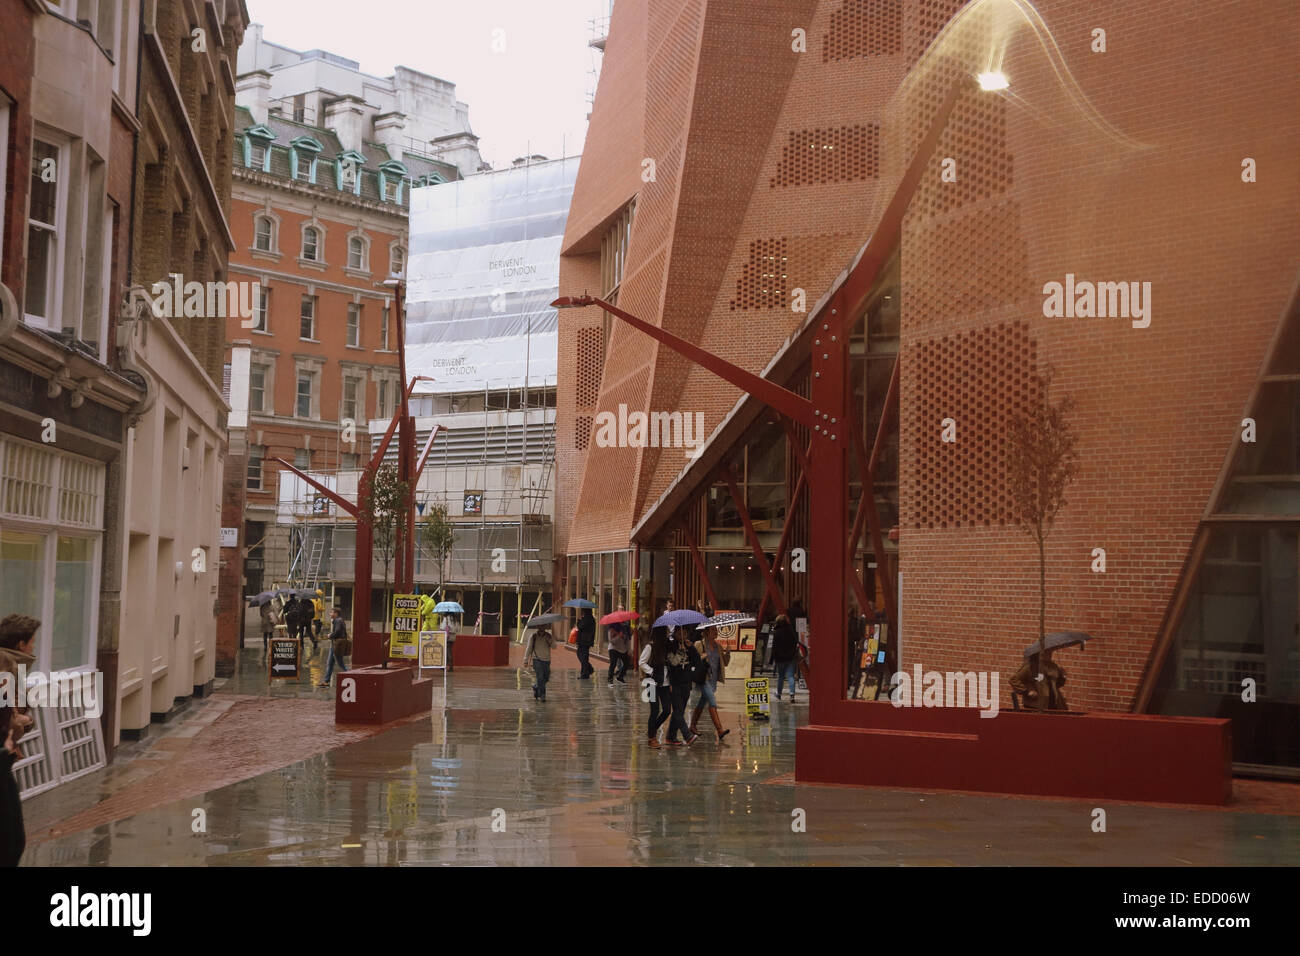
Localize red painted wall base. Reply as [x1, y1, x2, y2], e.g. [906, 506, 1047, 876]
[453, 634, 511, 667]
[796, 704, 1232, 805]
[334, 663, 433, 724]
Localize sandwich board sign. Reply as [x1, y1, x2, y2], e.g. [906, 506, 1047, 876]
[390, 594, 421, 659]
[418, 630, 448, 696]
[270, 636, 301, 680]
[744, 678, 771, 720]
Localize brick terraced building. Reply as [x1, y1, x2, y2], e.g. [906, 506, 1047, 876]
[555, 0, 1300, 771]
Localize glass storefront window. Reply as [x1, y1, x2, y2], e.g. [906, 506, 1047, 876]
[1, 530, 44, 620]
[1153, 525, 1299, 768]
[52, 535, 95, 672]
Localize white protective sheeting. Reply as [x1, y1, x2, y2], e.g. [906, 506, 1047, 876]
[405, 156, 580, 395]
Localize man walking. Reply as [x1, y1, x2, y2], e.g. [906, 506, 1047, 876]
[319, 607, 350, 685]
[524, 625, 555, 701]
[575, 607, 596, 679]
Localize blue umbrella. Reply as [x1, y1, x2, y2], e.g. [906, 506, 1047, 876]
[563, 599, 597, 609]
[434, 601, 464, 614]
[653, 609, 708, 629]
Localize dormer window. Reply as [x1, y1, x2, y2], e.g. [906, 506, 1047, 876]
[242, 125, 276, 172]
[290, 136, 324, 184]
[378, 160, 408, 204]
[335, 151, 366, 195]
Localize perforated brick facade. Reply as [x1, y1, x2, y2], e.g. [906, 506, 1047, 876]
[558, 0, 1300, 717]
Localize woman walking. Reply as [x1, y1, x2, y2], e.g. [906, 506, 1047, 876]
[639, 627, 673, 748]
[664, 627, 701, 746]
[690, 628, 731, 741]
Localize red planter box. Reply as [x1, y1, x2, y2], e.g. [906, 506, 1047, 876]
[334, 663, 433, 724]
[452, 634, 511, 667]
[796, 703, 1232, 805]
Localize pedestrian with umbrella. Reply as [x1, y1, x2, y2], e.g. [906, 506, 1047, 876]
[257, 595, 278, 652]
[435, 601, 463, 672]
[691, 614, 749, 740]
[565, 599, 598, 679]
[524, 613, 562, 701]
[638, 627, 673, 748]
[602, 606, 637, 685]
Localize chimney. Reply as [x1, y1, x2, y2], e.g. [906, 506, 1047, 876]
[324, 95, 371, 153]
[373, 112, 408, 160]
[235, 70, 272, 125]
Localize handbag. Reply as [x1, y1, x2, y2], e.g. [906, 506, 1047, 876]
[336, 637, 353, 656]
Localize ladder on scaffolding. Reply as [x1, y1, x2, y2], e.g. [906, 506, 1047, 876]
[289, 532, 326, 587]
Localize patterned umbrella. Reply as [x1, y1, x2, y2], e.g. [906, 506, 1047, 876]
[698, 613, 756, 630]
[435, 601, 464, 614]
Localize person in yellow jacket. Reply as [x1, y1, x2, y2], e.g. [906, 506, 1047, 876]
[418, 594, 438, 633]
[312, 591, 325, 640]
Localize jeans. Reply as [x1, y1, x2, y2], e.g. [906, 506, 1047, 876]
[666, 683, 692, 741]
[323, 644, 349, 682]
[775, 659, 799, 698]
[647, 683, 671, 739]
[607, 650, 630, 682]
[576, 643, 593, 677]
[532, 658, 551, 699]
[692, 680, 718, 709]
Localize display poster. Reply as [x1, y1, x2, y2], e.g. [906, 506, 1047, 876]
[714, 611, 741, 651]
[738, 626, 757, 650]
[419, 630, 447, 670]
[745, 677, 771, 720]
[390, 595, 421, 659]
[724, 650, 753, 681]
[269, 637, 300, 680]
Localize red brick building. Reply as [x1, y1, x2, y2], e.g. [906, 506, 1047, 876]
[556, 0, 1300, 771]
[221, 96, 459, 641]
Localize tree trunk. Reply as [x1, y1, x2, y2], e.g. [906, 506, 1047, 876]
[1036, 528, 1046, 675]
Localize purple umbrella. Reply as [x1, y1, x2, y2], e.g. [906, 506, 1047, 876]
[652, 609, 708, 629]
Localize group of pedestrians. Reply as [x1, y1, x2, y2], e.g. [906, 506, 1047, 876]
[639, 624, 731, 748]
[258, 592, 322, 652]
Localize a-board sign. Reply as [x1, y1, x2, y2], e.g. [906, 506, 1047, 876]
[269, 637, 300, 680]
[419, 630, 447, 670]
[745, 677, 771, 720]
[390, 594, 421, 659]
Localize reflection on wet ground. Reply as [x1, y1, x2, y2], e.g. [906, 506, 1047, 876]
[22, 640, 1300, 866]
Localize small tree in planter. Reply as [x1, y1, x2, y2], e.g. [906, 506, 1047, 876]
[1007, 369, 1081, 675]
[359, 463, 412, 631]
[420, 501, 455, 601]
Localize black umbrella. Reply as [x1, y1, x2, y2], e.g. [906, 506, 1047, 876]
[526, 613, 565, 628]
[1023, 631, 1091, 660]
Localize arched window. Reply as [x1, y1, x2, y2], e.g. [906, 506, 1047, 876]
[348, 235, 368, 271]
[254, 215, 274, 252]
[302, 226, 320, 262]
[389, 245, 405, 277]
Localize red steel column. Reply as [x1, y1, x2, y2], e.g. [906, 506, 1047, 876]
[720, 466, 787, 617]
[807, 291, 850, 724]
[680, 522, 720, 611]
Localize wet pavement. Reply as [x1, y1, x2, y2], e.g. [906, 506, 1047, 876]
[19, 635, 1300, 866]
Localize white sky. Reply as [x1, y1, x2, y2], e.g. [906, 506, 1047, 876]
[245, 0, 609, 169]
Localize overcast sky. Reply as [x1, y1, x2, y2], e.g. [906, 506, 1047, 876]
[246, 0, 608, 169]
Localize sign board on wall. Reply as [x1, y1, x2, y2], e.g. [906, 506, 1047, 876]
[220, 527, 238, 548]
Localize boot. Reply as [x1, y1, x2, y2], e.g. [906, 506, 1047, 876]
[710, 706, 729, 741]
[689, 705, 703, 735]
